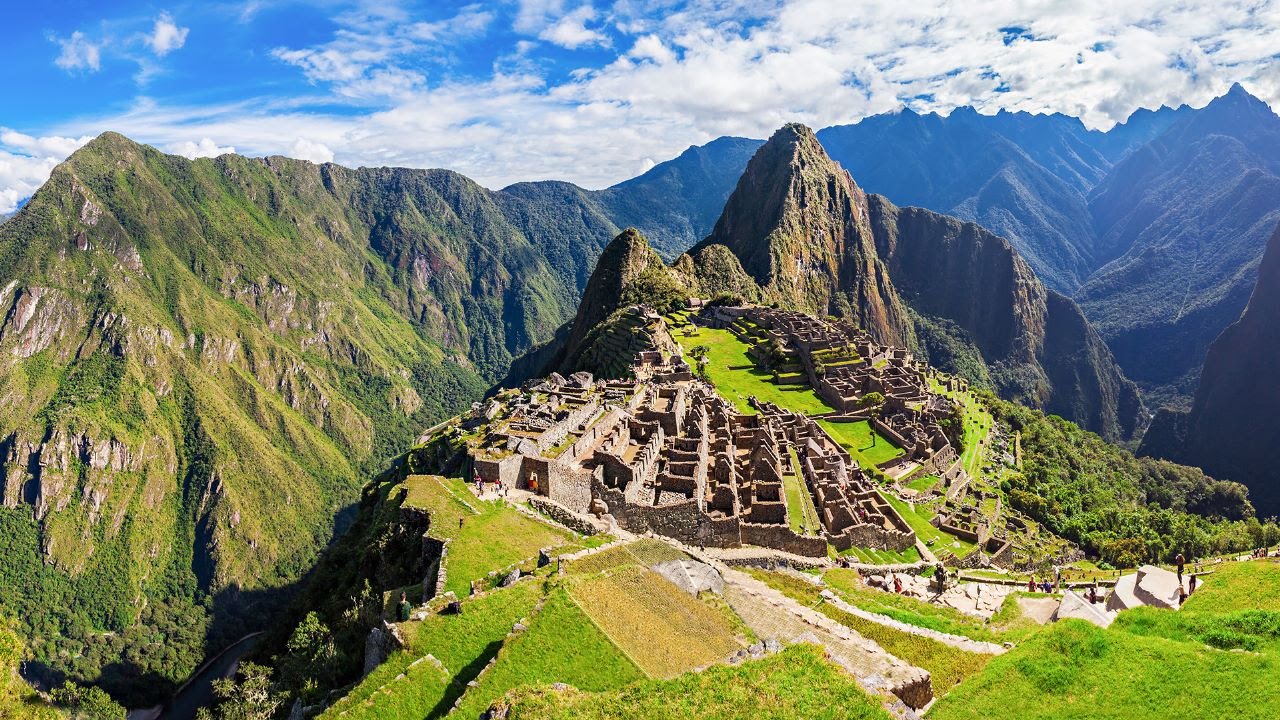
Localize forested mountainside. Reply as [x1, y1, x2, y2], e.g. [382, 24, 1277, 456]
[1079, 84, 1280, 407]
[684, 124, 1142, 440]
[1141, 222, 1280, 517]
[0, 131, 747, 705]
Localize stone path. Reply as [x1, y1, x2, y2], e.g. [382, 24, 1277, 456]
[818, 590, 1007, 654]
[719, 566, 932, 713]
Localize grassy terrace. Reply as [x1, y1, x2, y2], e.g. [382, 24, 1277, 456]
[784, 448, 822, 535]
[818, 419, 903, 468]
[503, 644, 891, 720]
[747, 570, 991, 694]
[403, 475, 578, 596]
[839, 544, 922, 564]
[879, 491, 978, 559]
[929, 378, 993, 479]
[449, 588, 644, 719]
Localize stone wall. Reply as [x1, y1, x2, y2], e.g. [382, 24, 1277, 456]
[740, 523, 827, 557]
[528, 495, 599, 536]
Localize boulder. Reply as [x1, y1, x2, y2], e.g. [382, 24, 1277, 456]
[502, 568, 521, 587]
[1052, 590, 1116, 628]
[653, 559, 725, 596]
[1133, 565, 1182, 609]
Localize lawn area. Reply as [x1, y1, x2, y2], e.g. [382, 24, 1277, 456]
[569, 565, 744, 678]
[818, 419, 903, 468]
[403, 475, 576, 596]
[502, 644, 892, 720]
[1182, 560, 1280, 612]
[321, 580, 545, 720]
[929, 620, 1280, 720]
[563, 539, 691, 576]
[674, 326, 835, 416]
[784, 449, 822, 536]
[449, 587, 644, 718]
[746, 570, 990, 694]
[929, 381, 992, 479]
[879, 492, 977, 558]
[905, 474, 941, 493]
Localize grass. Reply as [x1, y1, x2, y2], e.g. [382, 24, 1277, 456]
[321, 580, 545, 720]
[1182, 560, 1280, 612]
[817, 419, 903, 468]
[839, 545, 922, 565]
[674, 326, 834, 416]
[905, 474, 941, 493]
[563, 539, 690, 576]
[568, 565, 744, 678]
[745, 570, 989, 694]
[402, 475, 576, 596]
[783, 449, 822, 536]
[501, 644, 892, 720]
[929, 381, 992, 479]
[448, 587, 644, 719]
[878, 492, 978, 558]
[1113, 606, 1280, 653]
[929, 620, 1280, 720]
[822, 569, 1003, 643]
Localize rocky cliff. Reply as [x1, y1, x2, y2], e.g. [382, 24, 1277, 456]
[1140, 222, 1280, 516]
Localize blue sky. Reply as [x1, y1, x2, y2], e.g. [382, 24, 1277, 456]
[3, 0, 1279, 213]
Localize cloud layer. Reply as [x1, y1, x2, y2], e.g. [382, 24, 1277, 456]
[5, 0, 1279, 214]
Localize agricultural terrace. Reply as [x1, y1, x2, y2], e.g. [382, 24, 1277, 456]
[929, 377, 994, 479]
[568, 564, 745, 678]
[501, 644, 892, 720]
[402, 475, 578, 596]
[448, 588, 644, 719]
[1182, 559, 1280, 612]
[784, 448, 823, 536]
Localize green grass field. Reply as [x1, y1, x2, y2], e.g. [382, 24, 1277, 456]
[818, 419, 903, 468]
[449, 588, 644, 718]
[321, 580, 545, 720]
[502, 644, 892, 720]
[839, 545, 922, 564]
[403, 475, 576, 596]
[823, 569, 1002, 642]
[569, 565, 744, 678]
[1183, 560, 1280, 612]
[905, 474, 941, 493]
[878, 492, 977, 558]
[675, 326, 835, 415]
[929, 620, 1280, 719]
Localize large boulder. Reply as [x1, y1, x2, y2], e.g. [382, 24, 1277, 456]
[1052, 590, 1117, 628]
[653, 559, 724, 596]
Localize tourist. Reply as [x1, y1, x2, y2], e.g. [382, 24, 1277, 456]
[1178, 585, 1188, 606]
[1176, 552, 1186, 582]
[893, 574, 903, 594]
[1027, 576, 1037, 593]
[459, 517, 464, 530]
[1189, 574, 1197, 594]
[396, 592, 412, 622]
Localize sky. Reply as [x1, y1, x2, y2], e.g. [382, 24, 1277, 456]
[2, 0, 1279, 214]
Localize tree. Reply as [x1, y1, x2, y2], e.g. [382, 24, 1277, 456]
[196, 663, 279, 720]
[53, 682, 127, 720]
[858, 392, 884, 408]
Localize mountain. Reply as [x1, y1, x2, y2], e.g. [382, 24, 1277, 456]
[1079, 83, 1280, 406]
[685, 124, 1141, 439]
[693, 123, 913, 345]
[593, 136, 764, 258]
[1140, 222, 1280, 516]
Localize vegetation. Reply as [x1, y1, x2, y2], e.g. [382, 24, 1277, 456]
[449, 588, 643, 718]
[0, 620, 61, 720]
[672, 326, 835, 415]
[879, 493, 978, 558]
[1182, 560, 1280, 613]
[988, 393, 1280, 566]
[818, 420, 903, 468]
[501, 644, 891, 720]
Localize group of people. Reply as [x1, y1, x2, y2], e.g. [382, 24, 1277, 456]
[473, 474, 511, 498]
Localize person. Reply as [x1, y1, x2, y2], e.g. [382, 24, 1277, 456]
[1027, 576, 1037, 593]
[459, 516, 464, 530]
[1041, 579, 1052, 594]
[1189, 573, 1198, 595]
[530, 473, 539, 495]
[893, 574, 903, 594]
[396, 592, 412, 622]
[1176, 552, 1186, 582]
[1178, 585, 1188, 606]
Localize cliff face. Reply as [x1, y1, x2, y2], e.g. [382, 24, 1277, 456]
[1141, 222, 1280, 515]
[695, 124, 913, 346]
[868, 196, 1143, 440]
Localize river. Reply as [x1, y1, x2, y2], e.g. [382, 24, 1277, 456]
[128, 633, 262, 720]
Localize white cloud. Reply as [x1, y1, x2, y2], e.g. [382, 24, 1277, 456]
[290, 138, 335, 164]
[0, 131, 93, 214]
[149, 13, 190, 56]
[539, 5, 607, 49]
[9, 0, 1280, 208]
[171, 137, 236, 158]
[52, 31, 102, 72]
